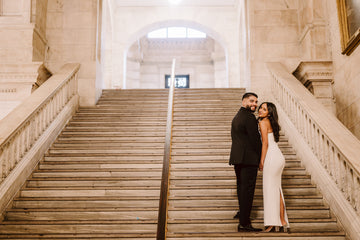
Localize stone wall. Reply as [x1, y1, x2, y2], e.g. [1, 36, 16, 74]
[326, 0, 360, 140]
[102, 2, 241, 89]
[126, 37, 225, 89]
[46, 0, 98, 106]
[0, 0, 46, 120]
[32, 0, 48, 61]
[247, 0, 300, 98]
[297, 0, 331, 60]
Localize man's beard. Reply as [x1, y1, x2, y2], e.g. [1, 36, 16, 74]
[245, 105, 256, 113]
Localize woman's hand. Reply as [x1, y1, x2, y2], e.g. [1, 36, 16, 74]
[259, 161, 264, 171]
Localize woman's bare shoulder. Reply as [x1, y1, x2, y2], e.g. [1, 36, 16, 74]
[259, 118, 271, 129]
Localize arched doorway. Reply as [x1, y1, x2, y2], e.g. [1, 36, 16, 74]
[123, 20, 229, 89]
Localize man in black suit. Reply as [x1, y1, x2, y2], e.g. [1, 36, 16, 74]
[229, 92, 262, 232]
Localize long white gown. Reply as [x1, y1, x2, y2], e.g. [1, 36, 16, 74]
[263, 132, 289, 227]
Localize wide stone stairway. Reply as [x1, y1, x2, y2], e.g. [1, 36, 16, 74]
[0, 88, 348, 239]
[0, 89, 168, 239]
[166, 89, 347, 240]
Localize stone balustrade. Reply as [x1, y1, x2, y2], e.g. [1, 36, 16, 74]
[0, 63, 80, 213]
[267, 62, 360, 215]
[0, 63, 80, 181]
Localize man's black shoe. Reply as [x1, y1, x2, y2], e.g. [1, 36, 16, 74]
[237, 224, 262, 232]
[233, 211, 240, 219]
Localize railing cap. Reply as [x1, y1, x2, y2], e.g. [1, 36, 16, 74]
[0, 63, 80, 146]
[267, 62, 360, 174]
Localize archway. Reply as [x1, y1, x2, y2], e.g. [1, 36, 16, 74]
[123, 20, 229, 89]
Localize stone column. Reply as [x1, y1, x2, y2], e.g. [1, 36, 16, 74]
[293, 61, 335, 114]
[297, 0, 331, 60]
[0, 0, 49, 120]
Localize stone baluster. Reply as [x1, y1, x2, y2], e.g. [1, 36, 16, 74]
[0, 64, 79, 183]
[269, 62, 360, 214]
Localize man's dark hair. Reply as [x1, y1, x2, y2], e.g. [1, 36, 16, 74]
[242, 92, 258, 100]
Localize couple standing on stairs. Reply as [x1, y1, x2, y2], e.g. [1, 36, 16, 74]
[229, 92, 290, 233]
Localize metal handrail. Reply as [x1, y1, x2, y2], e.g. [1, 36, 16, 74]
[157, 59, 176, 240]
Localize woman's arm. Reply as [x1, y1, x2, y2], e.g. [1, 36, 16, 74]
[259, 119, 269, 171]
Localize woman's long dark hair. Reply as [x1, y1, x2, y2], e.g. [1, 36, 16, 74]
[258, 102, 281, 142]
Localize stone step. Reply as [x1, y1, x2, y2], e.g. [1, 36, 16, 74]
[172, 116, 234, 121]
[43, 155, 163, 162]
[0, 223, 157, 235]
[0, 235, 156, 240]
[47, 149, 165, 155]
[11, 199, 160, 209]
[173, 111, 237, 115]
[78, 108, 168, 113]
[37, 163, 163, 170]
[168, 209, 336, 220]
[28, 175, 309, 183]
[0, 233, 341, 240]
[31, 168, 307, 178]
[95, 101, 167, 106]
[170, 160, 301, 168]
[63, 126, 166, 132]
[170, 169, 307, 177]
[166, 232, 346, 240]
[74, 113, 167, 118]
[170, 149, 296, 155]
[49, 145, 165, 150]
[167, 221, 341, 233]
[97, 98, 167, 103]
[39, 159, 301, 169]
[11, 196, 323, 210]
[26, 178, 311, 188]
[169, 178, 311, 186]
[52, 142, 165, 148]
[168, 197, 325, 207]
[59, 131, 166, 136]
[67, 121, 166, 126]
[5, 210, 159, 221]
[4, 209, 331, 222]
[173, 95, 242, 100]
[170, 154, 296, 161]
[18, 189, 161, 198]
[26, 180, 161, 188]
[169, 162, 298, 170]
[168, 187, 319, 197]
[31, 171, 162, 178]
[174, 88, 244, 93]
[56, 136, 166, 141]
[71, 116, 167, 121]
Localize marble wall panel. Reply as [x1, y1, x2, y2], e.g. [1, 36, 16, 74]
[326, 0, 360, 140]
[46, 0, 97, 105]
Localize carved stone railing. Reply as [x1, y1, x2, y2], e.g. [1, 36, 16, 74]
[267, 62, 360, 239]
[0, 63, 80, 213]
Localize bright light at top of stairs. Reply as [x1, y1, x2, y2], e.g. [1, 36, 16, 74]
[169, 0, 182, 5]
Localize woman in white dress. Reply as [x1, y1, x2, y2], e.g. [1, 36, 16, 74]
[258, 102, 289, 232]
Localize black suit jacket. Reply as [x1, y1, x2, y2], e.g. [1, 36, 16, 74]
[229, 107, 262, 166]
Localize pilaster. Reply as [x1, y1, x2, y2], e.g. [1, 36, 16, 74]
[293, 61, 335, 114]
[0, 62, 44, 119]
[0, 0, 49, 120]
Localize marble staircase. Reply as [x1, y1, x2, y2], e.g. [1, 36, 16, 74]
[166, 88, 347, 240]
[0, 89, 168, 239]
[0, 88, 348, 239]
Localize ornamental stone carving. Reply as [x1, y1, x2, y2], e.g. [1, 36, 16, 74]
[293, 61, 336, 114]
